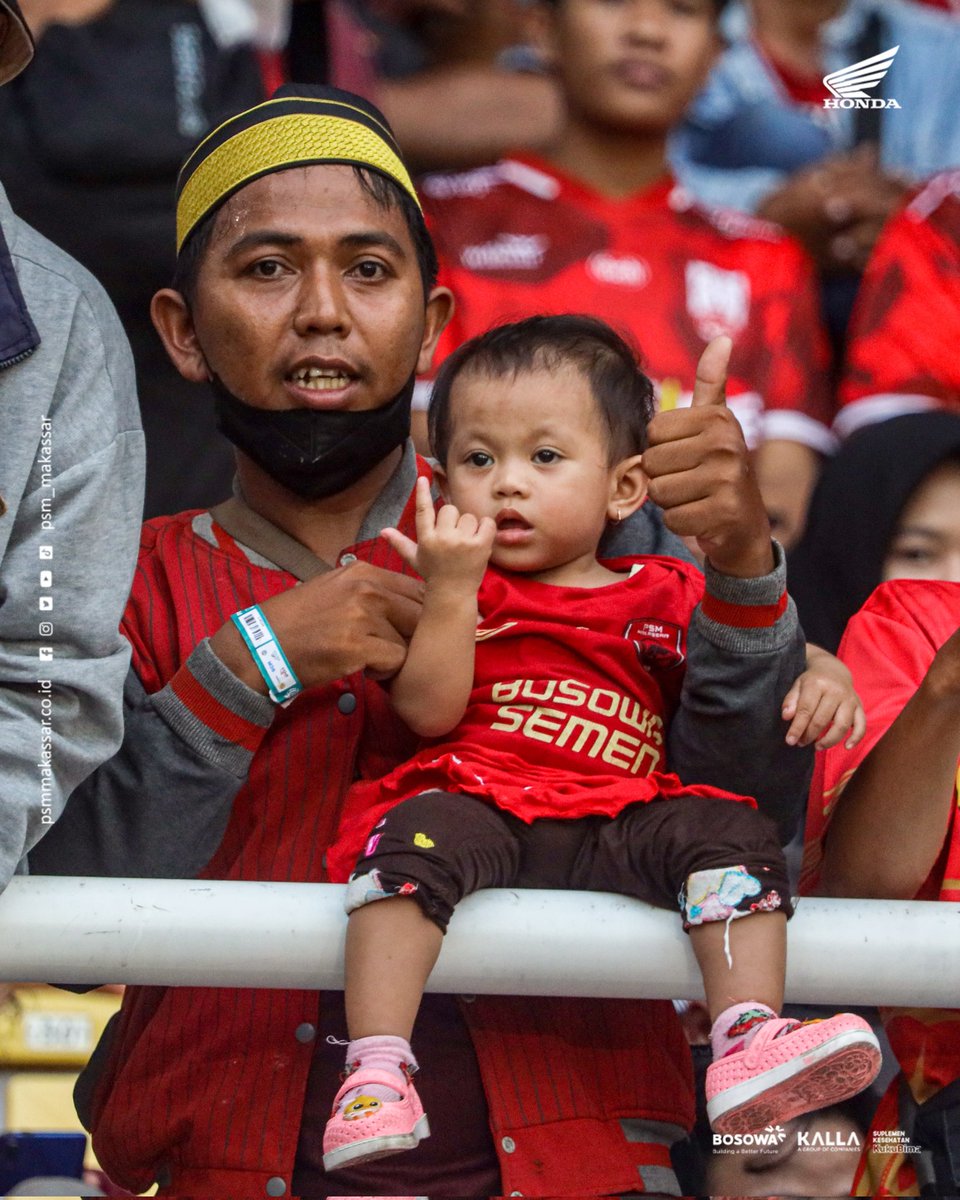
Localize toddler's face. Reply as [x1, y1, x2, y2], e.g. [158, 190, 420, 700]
[440, 364, 621, 574]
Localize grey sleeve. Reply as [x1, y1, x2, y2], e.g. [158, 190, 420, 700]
[668, 545, 812, 845]
[607, 510, 811, 844]
[0, 276, 144, 889]
[28, 640, 274, 879]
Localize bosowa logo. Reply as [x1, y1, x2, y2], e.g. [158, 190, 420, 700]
[823, 45, 902, 110]
[713, 1124, 786, 1149]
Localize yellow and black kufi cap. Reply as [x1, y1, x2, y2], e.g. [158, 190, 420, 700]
[175, 84, 421, 254]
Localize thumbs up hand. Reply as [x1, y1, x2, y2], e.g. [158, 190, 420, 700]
[689, 334, 732, 411]
[642, 336, 774, 578]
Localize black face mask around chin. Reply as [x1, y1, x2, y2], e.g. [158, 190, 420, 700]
[211, 374, 414, 501]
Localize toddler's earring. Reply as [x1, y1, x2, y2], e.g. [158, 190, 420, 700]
[616, 507, 623, 524]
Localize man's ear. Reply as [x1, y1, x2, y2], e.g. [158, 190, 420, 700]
[417, 286, 455, 376]
[150, 288, 211, 384]
[607, 454, 648, 523]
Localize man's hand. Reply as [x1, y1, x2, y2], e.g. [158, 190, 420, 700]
[210, 562, 425, 691]
[643, 336, 774, 578]
[381, 476, 495, 592]
[758, 147, 911, 273]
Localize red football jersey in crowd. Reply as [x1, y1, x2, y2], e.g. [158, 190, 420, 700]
[837, 171, 960, 438]
[419, 155, 834, 453]
[802, 578, 960, 1196]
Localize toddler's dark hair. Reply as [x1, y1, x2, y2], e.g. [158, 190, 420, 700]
[428, 314, 655, 465]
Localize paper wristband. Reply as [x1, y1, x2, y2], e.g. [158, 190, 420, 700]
[230, 604, 303, 706]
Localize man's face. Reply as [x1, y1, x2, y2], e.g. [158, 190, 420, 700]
[182, 164, 448, 414]
[536, 0, 719, 137]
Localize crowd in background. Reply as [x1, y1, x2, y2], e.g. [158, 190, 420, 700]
[2, 0, 960, 1196]
[6, 0, 960, 544]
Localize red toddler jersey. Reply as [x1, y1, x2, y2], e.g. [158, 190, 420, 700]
[329, 557, 749, 878]
[420, 155, 834, 452]
[838, 171, 960, 438]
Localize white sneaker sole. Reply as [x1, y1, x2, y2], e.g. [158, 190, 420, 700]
[323, 1113, 431, 1172]
[708, 1028, 881, 1134]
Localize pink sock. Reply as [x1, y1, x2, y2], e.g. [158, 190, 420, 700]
[338, 1035, 417, 1113]
[710, 1002, 778, 1060]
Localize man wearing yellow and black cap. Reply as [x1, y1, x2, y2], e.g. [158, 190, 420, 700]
[33, 84, 811, 1196]
[0, 0, 143, 893]
[163, 84, 443, 510]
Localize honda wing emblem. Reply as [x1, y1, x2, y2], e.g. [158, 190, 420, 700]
[823, 45, 900, 100]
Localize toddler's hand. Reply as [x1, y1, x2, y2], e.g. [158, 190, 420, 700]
[381, 476, 495, 590]
[781, 646, 866, 751]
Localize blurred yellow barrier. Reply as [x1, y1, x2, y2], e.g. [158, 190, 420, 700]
[0, 987, 121, 1069]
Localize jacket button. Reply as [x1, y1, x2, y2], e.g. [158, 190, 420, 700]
[339, 553, 358, 566]
[294, 1022, 316, 1044]
[501, 1136, 516, 1153]
[337, 692, 357, 715]
[266, 1178, 286, 1196]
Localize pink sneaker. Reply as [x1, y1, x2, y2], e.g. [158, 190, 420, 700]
[706, 1013, 881, 1134]
[322, 1066, 430, 1172]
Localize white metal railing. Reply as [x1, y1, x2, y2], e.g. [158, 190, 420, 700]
[0, 878, 955, 1007]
